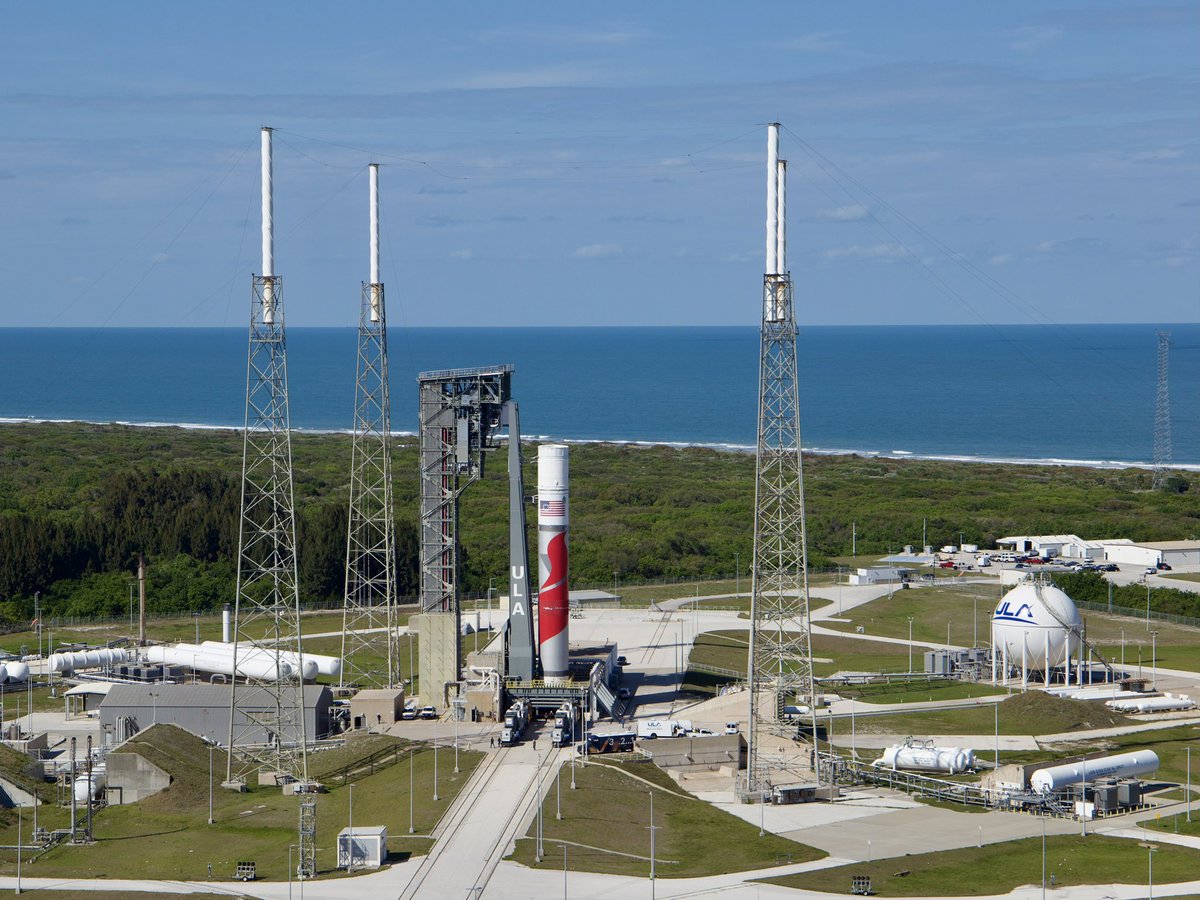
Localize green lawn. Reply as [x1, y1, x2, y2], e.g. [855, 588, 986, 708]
[1162, 573, 1200, 584]
[507, 756, 823, 877]
[0, 724, 482, 881]
[822, 584, 1004, 648]
[839, 679, 1007, 705]
[761, 834, 1200, 896]
[857, 690, 1130, 737]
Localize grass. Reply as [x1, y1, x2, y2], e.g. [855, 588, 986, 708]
[507, 756, 823, 877]
[822, 584, 1004, 647]
[1162, 573, 1200, 584]
[838, 679, 1007, 705]
[0, 724, 483, 881]
[857, 691, 1131, 737]
[761, 834, 1200, 896]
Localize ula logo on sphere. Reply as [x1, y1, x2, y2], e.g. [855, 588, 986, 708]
[994, 600, 1036, 623]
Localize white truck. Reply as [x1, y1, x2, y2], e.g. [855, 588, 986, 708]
[551, 703, 576, 747]
[637, 719, 691, 739]
[500, 699, 529, 746]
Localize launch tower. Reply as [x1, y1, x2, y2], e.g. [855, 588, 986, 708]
[746, 124, 817, 795]
[341, 163, 400, 689]
[225, 127, 310, 788]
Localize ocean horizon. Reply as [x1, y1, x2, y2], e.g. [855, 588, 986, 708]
[0, 324, 1196, 469]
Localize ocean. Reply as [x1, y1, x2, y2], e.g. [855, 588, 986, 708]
[0, 324, 1196, 468]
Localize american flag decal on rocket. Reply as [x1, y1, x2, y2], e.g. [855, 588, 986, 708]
[539, 498, 566, 516]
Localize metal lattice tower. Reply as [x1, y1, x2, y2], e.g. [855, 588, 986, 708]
[297, 799, 316, 879]
[1152, 330, 1172, 490]
[226, 127, 309, 787]
[341, 164, 399, 689]
[746, 126, 816, 795]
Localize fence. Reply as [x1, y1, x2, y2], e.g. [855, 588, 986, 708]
[1076, 598, 1200, 629]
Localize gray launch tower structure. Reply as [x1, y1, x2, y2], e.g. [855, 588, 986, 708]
[226, 127, 310, 797]
[341, 164, 399, 690]
[746, 124, 817, 795]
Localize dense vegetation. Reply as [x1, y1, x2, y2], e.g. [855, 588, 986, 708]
[0, 422, 1195, 625]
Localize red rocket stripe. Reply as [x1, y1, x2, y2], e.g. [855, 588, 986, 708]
[539, 531, 569, 643]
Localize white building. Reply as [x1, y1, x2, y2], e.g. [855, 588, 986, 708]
[1103, 541, 1200, 569]
[996, 534, 1132, 561]
[337, 825, 387, 869]
[849, 567, 914, 586]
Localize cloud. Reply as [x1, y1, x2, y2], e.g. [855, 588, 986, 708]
[418, 214, 463, 228]
[1177, 198, 1200, 208]
[150, 252, 168, 263]
[990, 254, 1013, 266]
[572, 243, 623, 259]
[1034, 237, 1109, 256]
[1123, 147, 1183, 162]
[449, 248, 474, 260]
[1042, 5, 1197, 30]
[815, 204, 869, 222]
[447, 63, 613, 90]
[822, 243, 910, 261]
[606, 213, 684, 224]
[1009, 25, 1063, 53]
[418, 184, 467, 195]
[474, 24, 648, 47]
[772, 32, 844, 53]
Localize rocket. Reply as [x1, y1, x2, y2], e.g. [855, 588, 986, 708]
[537, 444, 570, 682]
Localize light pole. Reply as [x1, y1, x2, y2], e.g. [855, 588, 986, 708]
[570, 741, 576, 790]
[408, 748, 415, 834]
[16, 803, 22, 895]
[1187, 745, 1192, 824]
[1146, 581, 1152, 626]
[994, 703, 999, 768]
[536, 752, 545, 863]
[556, 758, 562, 820]
[193, 612, 201, 644]
[647, 791, 658, 900]
[560, 844, 568, 900]
[347, 783, 354, 873]
[1041, 817, 1046, 900]
[1148, 844, 1157, 899]
[208, 744, 214, 824]
[907, 617, 914, 672]
[1121, 628, 1126, 671]
[129, 582, 134, 634]
[454, 706, 460, 774]
[433, 719, 440, 802]
[735, 551, 740, 597]
[1150, 631, 1158, 690]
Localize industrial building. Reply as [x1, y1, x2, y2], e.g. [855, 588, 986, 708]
[99, 683, 333, 746]
[1101, 540, 1200, 569]
[996, 534, 1133, 560]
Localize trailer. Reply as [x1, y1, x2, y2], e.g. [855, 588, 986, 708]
[500, 699, 530, 746]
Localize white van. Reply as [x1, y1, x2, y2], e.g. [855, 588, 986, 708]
[637, 719, 691, 739]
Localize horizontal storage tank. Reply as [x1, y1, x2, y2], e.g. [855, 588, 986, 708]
[992, 583, 1081, 672]
[1106, 695, 1196, 714]
[1030, 750, 1159, 793]
[4, 661, 29, 683]
[200, 641, 340, 678]
[48, 648, 128, 674]
[144, 643, 311, 681]
[72, 769, 105, 804]
[873, 744, 976, 774]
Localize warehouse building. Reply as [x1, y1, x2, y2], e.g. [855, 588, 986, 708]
[1103, 540, 1200, 569]
[99, 683, 333, 746]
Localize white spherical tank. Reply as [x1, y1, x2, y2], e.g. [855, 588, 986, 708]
[992, 582, 1081, 672]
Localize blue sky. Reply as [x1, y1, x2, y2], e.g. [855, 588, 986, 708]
[1, 2, 1196, 327]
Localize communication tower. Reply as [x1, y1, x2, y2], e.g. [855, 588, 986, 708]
[341, 163, 399, 689]
[225, 127, 309, 786]
[746, 124, 817, 795]
[1152, 330, 1172, 490]
[297, 799, 317, 880]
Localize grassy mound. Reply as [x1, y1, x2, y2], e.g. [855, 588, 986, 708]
[860, 690, 1131, 737]
[112, 723, 227, 812]
[1001, 690, 1130, 733]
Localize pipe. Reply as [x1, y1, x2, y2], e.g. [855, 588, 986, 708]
[765, 124, 779, 275]
[776, 158, 786, 273]
[261, 126, 275, 323]
[137, 554, 146, 645]
[369, 163, 381, 322]
[222, 604, 231, 643]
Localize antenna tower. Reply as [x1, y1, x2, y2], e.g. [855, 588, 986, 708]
[746, 124, 816, 795]
[341, 164, 399, 689]
[226, 127, 309, 786]
[1152, 330, 1172, 490]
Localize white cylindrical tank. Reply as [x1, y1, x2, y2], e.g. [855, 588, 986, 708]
[1107, 696, 1196, 714]
[222, 604, 232, 643]
[145, 644, 297, 681]
[1030, 750, 1159, 793]
[199, 642, 338, 679]
[73, 768, 105, 804]
[991, 582, 1081, 672]
[5, 661, 29, 683]
[873, 745, 976, 774]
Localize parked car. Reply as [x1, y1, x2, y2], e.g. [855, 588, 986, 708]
[616, 655, 629, 667]
[938, 561, 956, 569]
[418, 705, 438, 720]
[1157, 562, 1173, 571]
[617, 687, 631, 700]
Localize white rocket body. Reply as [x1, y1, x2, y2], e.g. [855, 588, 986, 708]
[537, 445, 570, 682]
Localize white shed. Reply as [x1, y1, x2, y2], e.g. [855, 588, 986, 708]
[337, 825, 387, 869]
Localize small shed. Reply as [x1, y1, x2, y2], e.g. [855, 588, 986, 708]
[337, 825, 387, 869]
[350, 689, 405, 730]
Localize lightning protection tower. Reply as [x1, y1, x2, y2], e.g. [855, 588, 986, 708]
[341, 164, 399, 689]
[226, 127, 309, 787]
[1152, 330, 1172, 490]
[746, 124, 817, 796]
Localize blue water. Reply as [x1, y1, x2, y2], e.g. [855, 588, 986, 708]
[0, 325, 1195, 466]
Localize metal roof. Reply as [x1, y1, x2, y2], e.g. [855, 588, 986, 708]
[100, 682, 330, 710]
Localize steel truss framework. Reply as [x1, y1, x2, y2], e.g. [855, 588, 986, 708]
[1152, 330, 1172, 490]
[297, 799, 316, 879]
[418, 366, 512, 614]
[341, 282, 398, 689]
[746, 273, 816, 794]
[226, 274, 309, 786]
